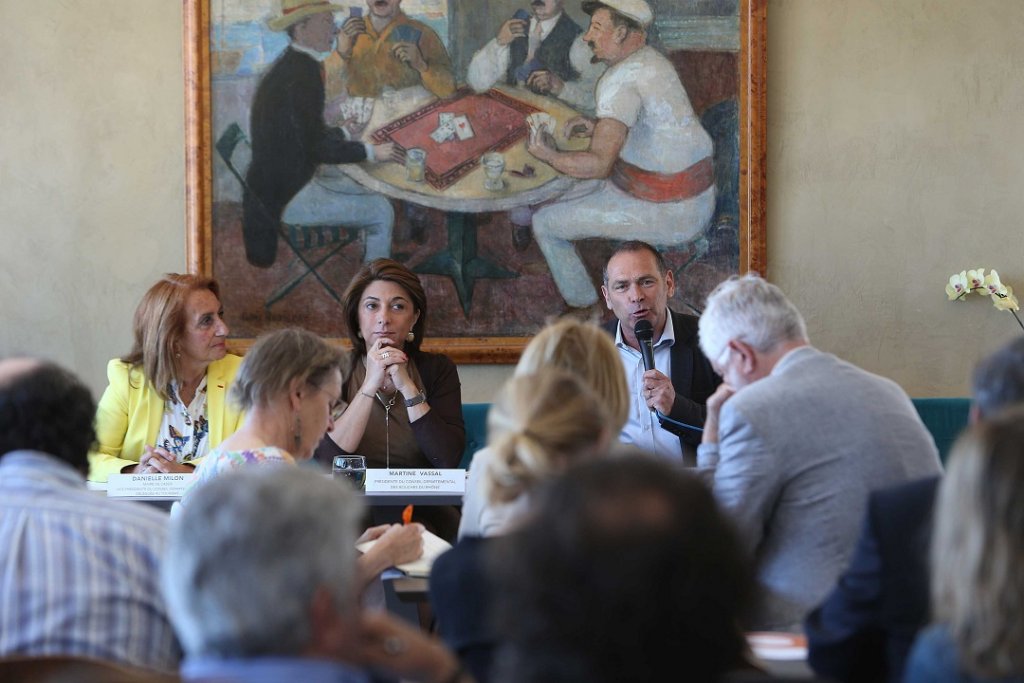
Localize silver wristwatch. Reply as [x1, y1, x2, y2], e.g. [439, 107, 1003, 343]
[404, 390, 427, 408]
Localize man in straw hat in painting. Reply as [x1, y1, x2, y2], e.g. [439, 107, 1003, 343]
[242, 0, 397, 268]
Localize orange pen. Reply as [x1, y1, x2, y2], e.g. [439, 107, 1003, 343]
[402, 504, 414, 525]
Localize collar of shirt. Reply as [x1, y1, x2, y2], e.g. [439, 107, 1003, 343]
[291, 42, 333, 62]
[182, 656, 370, 683]
[530, 12, 562, 41]
[613, 309, 677, 355]
[0, 450, 85, 489]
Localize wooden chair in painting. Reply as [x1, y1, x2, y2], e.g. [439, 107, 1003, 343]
[215, 122, 361, 310]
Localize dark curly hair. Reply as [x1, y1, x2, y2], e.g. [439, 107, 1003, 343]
[0, 360, 96, 474]
[490, 454, 755, 683]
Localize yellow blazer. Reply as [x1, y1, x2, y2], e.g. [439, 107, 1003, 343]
[87, 354, 244, 482]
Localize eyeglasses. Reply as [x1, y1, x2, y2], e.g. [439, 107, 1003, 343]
[330, 399, 345, 422]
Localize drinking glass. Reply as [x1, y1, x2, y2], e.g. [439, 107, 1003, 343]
[405, 148, 426, 183]
[332, 455, 367, 489]
[481, 152, 505, 191]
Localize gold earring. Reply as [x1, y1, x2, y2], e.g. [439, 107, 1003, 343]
[406, 331, 415, 343]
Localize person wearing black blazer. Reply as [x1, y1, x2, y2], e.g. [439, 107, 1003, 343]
[804, 476, 940, 683]
[600, 241, 720, 463]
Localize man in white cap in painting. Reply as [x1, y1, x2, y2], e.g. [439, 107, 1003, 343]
[242, 0, 396, 268]
[525, 0, 716, 309]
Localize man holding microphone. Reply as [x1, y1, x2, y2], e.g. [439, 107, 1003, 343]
[600, 241, 720, 464]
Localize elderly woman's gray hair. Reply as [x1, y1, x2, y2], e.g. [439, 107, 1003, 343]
[698, 274, 808, 363]
[161, 466, 363, 657]
[231, 327, 344, 411]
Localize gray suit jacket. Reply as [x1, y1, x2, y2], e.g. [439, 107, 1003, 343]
[697, 346, 942, 632]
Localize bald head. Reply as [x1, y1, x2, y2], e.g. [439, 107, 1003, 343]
[0, 358, 96, 474]
[0, 357, 42, 385]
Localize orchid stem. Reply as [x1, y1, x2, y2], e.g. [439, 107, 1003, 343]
[1013, 309, 1024, 333]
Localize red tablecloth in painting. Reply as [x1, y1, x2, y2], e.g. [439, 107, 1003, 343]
[371, 89, 539, 190]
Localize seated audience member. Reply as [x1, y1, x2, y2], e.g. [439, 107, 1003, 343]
[182, 327, 422, 587]
[490, 456, 756, 683]
[430, 370, 614, 682]
[162, 466, 469, 683]
[89, 273, 243, 481]
[697, 274, 942, 631]
[316, 258, 465, 541]
[806, 336, 1024, 683]
[458, 317, 629, 539]
[601, 240, 721, 463]
[903, 408, 1024, 683]
[466, 0, 606, 113]
[0, 358, 180, 671]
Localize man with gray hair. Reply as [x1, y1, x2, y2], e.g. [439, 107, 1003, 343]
[163, 466, 467, 683]
[696, 274, 942, 632]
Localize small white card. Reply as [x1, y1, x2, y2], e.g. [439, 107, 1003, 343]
[107, 473, 194, 498]
[364, 468, 466, 493]
[453, 114, 474, 140]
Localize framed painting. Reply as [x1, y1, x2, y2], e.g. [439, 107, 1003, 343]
[184, 0, 766, 363]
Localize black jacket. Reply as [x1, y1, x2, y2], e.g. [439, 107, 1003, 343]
[604, 309, 721, 453]
[242, 47, 368, 266]
[506, 12, 581, 85]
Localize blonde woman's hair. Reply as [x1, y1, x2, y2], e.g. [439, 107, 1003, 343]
[122, 273, 221, 401]
[514, 317, 629, 434]
[486, 370, 610, 504]
[931, 405, 1024, 678]
[231, 328, 344, 411]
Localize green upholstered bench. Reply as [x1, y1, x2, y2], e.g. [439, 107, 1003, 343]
[910, 398, 970, 465]
[461, 399, 970, 468]
[460, 403, 490, 469]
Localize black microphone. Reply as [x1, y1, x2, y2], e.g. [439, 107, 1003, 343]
[634, 319, 655, 372]
[633, 318, 704, 434]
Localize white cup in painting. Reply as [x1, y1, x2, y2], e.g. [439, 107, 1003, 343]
[481, 152, 505, 191]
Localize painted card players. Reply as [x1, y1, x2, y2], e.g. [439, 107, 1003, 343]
[526, 0, 716, 308]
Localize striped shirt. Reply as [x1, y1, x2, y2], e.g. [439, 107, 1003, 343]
[0, 450, 181, 671]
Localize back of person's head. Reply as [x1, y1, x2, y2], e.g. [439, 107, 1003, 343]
[486, 371, 611, 505]
[515, 317, 629, 433]
[0, 358, 95, 473]
[932, 406, 1024, 679]
[491, 455, 755, 683]
[971, 337, 1024, 419]
[231, 327, 344, 411]
[124, 273, 221, 395]
[162, 466, 362, 658]
[699, 273, 808, 362]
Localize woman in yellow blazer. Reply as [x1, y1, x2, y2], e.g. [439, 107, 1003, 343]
[88, 274, 244, 482]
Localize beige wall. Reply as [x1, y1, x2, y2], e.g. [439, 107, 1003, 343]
[1, 0, 1022, 401]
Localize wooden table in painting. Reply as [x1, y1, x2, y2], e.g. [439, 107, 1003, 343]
[334, 86, 586, 315]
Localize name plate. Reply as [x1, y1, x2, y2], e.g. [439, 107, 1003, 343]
[107, 473, 195, 498]
[364, 468, 466, 493]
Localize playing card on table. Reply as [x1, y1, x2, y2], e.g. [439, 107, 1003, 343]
[439, 112, 454, 127]
[430, 122, 456, 143]
[453, 115, 474, 140]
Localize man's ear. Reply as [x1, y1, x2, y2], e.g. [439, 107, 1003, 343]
[600, 284, 613, 310]
[613, 24, 628, 44]
[730, 339, 758, 377]
[306, 586, 360, 659]
[664, 269, 676, 298]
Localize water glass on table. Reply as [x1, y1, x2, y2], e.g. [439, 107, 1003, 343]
[333, 455, 367, 489]
[481, 152, 505, 191]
